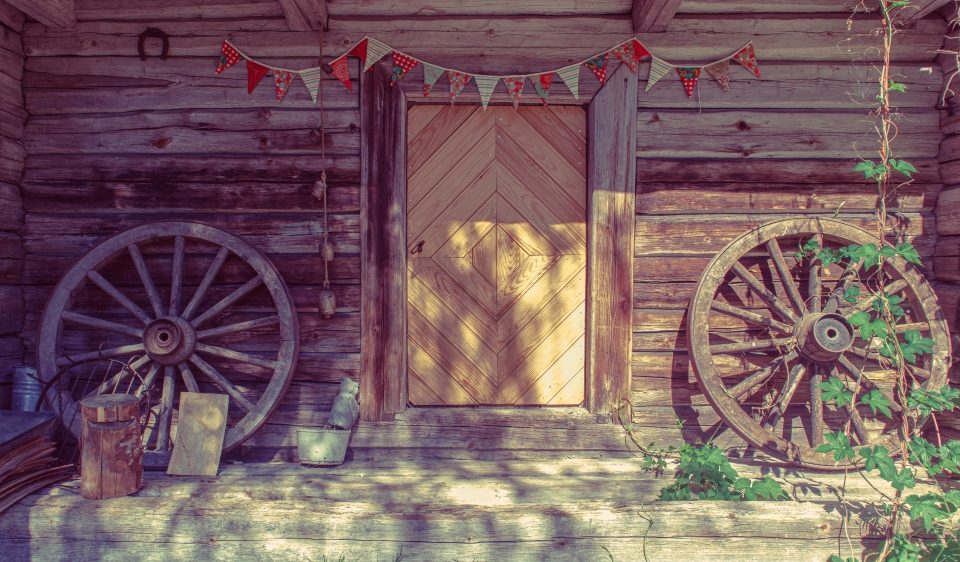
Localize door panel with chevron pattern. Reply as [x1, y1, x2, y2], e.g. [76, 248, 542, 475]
[406, 105, 586, 406]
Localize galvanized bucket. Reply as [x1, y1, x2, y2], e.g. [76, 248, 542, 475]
[297, 428, 351, 466]
[12, 365, 41, 412]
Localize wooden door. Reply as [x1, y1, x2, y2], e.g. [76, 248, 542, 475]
[405, 105, 587, 406]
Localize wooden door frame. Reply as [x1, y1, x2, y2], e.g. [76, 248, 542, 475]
[360, 63, 637, 421]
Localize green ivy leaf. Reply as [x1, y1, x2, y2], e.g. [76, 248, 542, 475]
[895, 243, 922, 265]
[860, 318, 889, 341]
[750, 476, 788, 501]
[859, 444, 897, 480]
[906, 493, 950, 532]
[843, 285, 861, 304]
[900, 330, 933, 365]
[909, 436, 938, 472]
[890, 158, 917, 178]
[816, 431, 856, 462]
[819, 377, 854, 407]
[855, 160, 884, 180]
[860, 390, 893, 419]
[888, 81, 908, 93]
[885, 534, 920, 562]
[848, 311, 871, 327]
[889, 467, 917, 491]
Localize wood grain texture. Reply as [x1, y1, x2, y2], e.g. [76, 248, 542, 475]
[632, 0, 682, 32]
[406, 106, 586, 406]
[360, 63, 406, 420]
[167, 392, 229, 477]
[586, 63, 637, 419]
[277, 0, 327, 31]
[3, 0, 74, 29]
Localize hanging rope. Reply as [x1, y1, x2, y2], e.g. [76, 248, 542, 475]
[316, 25, 336, 318]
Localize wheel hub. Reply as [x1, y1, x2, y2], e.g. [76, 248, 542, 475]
[143, 316, 196, 365]
[796, 312, 854, 363]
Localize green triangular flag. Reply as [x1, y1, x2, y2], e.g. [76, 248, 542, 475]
[557, 65, 580, 100]
[474, 75, 498, 110]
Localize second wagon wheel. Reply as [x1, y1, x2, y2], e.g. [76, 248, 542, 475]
[687, 217, 951, 469]
[38, 222, 299, 466]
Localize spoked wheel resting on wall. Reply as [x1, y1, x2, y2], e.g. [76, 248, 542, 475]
[687, 218, 951, 469]
[38, 222, 299, 466]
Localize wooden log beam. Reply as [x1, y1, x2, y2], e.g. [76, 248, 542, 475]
[900, 0, 952, 24]
[632, 0, 682, 32]
[3, 0, 74, 29]
[277, 0, 328, 31]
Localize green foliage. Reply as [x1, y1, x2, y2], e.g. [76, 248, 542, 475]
[907, 387, 960, 417]
[884, 534, 922, 562]
[844, 285, 861, 304]
[816, 431, 856, 462]
[860, 389, 893, 419]
[658, 444, 788, 502]
[860, 444, 897, 480]
[820, 377, 855, 407]
[828, 557, 859, 562]
[900, 330, 934, 365]
[856, 160, 886, 181]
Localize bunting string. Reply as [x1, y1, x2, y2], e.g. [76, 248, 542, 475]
[216, 35, 760, 107]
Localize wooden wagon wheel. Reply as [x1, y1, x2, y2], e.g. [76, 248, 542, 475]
[38, 222, 299, 464]
[687, 217, 951, 469]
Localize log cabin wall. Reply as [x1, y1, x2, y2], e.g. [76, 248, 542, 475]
[0, 2, 25, 406]
[13, 0, 948, 455]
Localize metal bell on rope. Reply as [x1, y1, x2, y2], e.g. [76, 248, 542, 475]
[319, 281, 336, 319]
[317, 172, 336, 319]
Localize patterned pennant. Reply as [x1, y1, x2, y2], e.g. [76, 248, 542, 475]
[299, 67, 324, 102]
[611, 41, 639, 73]
[246, 60, 269, 94]
[557, 65, 580, 100]
[676, 67, 701, 98]
[503, 76, 525, 109]
[422, 63, 444, 96]
[347, 38, 368, 62]
[447, 70, 471, 103]
[583, 53, 608, 84]
[390, 51, 419, 85]
[216, 41, 242, 74]
[274, 70, 295, 101]
[704, 59, 731, 91]
[363, 37, 391, 72]
[474, 75, 498, 110]
[733, 42, 761, 78]
[645, 57, 673, 92]
[329, 56, 352, 91]
[534, 72, 552, 105]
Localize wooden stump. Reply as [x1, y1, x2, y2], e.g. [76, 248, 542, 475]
[80, 394, 143, 500]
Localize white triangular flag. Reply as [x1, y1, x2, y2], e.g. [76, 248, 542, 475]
[474, 75, 499, 110]
[299, 67, 324, 103]
[646, 57, 673, 92]
[363, 37, 391, 72]
[557, 65, 580, 100]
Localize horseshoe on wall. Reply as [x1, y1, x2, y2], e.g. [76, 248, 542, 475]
[138, 27, 170, 61]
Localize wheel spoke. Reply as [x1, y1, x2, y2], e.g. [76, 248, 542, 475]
[809, 365, 824, 446]
[731, 262, 799, 323]
[710, 337, 795, 354]
[86, 271, 153, 325]
[134, 362, 161, 398]
[178, 362, 200, 393]
[838, 355, 902, 413]
[128, 243, 165, 319]
[169, 235, 186, 316]
[61, 311, 143, 339]
[195, 342, 278, 370]
[710, 300, 792, 333]
[728, 351, 799, 401]
[895, 322, 930, 334]
[765, 239, 808, 316]
[154, 366, 176, 451]
[182, 247, 230, 321]
[57, 343, 145, 368]
[762, 363, 806, 430]
[846, 404, 870, 445]
[83, 353, 150, 397]
[191, 276, 264, 329]
[189, 353, 256, 412]
[197, 315, 281, 340]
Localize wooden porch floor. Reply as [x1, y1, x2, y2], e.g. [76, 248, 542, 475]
[0, 444, 918, 561]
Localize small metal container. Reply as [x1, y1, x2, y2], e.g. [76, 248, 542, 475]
[12, 365, 41, 412]
[297, 428, 351, 466]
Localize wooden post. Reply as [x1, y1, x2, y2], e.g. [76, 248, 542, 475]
[586, 62, 639, 421]
[79, 394, 143, 500]
[360, 62, 408, 421]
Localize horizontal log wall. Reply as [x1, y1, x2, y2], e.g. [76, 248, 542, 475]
[17, 0, 948, 455]
[0, 0, 25, 407]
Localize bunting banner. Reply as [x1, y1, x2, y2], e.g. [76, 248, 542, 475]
[216, 37, 761, 106]
[274, 70, 295, 101]
[329, 56, 352, 91]
[474, 75, 498, 109]
[557, 65, 580, 100]
[534, 72, 553, 105]
[503, 76, 525, 109]
[675, 67, 701, 98]
[645, 57, 673, 92]
[448, 70, 471, 103]
[423, 63, 444, 96]
[299, 67, 324, 102]
[246, 60, 269, 94]
[704, 59, 731, 91]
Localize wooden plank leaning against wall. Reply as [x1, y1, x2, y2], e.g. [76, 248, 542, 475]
[15, 0, 948, 457]
[0, 1, 25, 407]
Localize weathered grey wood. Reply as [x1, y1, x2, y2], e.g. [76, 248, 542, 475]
[277, 0, 327, 30]
[360, 63, 406, 421]
[900, 0, 952, 24]
[632, 0, 682, 32]
[167, 392, 228, 477]
[4, 0, 74, 29]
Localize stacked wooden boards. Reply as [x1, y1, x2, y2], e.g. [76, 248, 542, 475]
[0, 411, 73, 513]
[0, 2, 25, 381]
[12, 0, 949, 456]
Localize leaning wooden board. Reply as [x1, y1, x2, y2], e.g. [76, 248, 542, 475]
[167, 392, 229, 477]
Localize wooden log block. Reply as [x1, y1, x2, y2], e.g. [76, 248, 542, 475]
[79, 393, 143, 500]
[167, 392, 228, 477]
